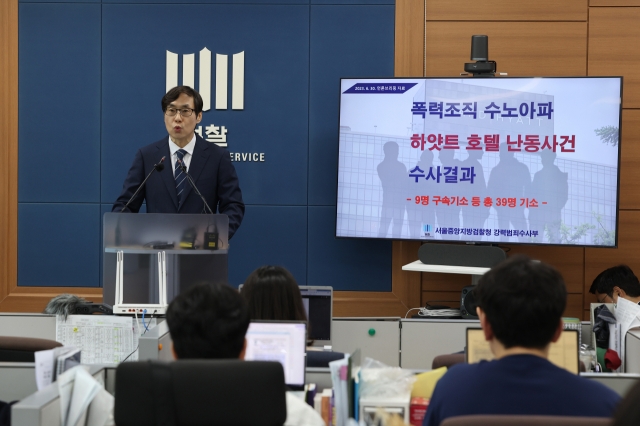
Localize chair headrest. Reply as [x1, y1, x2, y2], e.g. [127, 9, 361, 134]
[115, 359, 287, 426]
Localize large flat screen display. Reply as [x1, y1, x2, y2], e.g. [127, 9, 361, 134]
[336, 77, 622, 247]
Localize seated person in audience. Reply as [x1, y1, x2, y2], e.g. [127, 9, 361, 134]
[240, 265, 343, 366]
[589, 265, 640, 305]
[166, 282, 325, 426]
[423, 255, 620, 426]
[240, 265, 308, 322]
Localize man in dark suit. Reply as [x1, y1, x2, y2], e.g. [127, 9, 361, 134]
[112, 86, 244, 238]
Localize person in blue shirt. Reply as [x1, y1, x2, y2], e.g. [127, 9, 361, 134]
[423, 255, 620, 426]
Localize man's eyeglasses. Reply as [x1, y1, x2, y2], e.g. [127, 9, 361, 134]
[165, 107, 195, 117]
[597, 293, 612, 303]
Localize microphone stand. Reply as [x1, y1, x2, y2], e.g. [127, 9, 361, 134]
[177, 158, 215, 214]
[177, 159, 221, 250]
[120, 157, 165, 212]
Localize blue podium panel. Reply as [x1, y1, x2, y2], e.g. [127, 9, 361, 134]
[19, 203, 100, 288]
[18, 4, 101, 203]
[308, 5, 395, 206]
[228, 206, 307, 287]
[20, 0, 99, 3]
[312, 0, 394, 4]
[307, 206, 391, 291]
[103, 0, 307, 3]
[101, 4, 310, 206]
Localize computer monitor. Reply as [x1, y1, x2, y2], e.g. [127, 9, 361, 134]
[466, 328, 579, 374]
[244, 321, 307, 389]
[299, 286, 333, 346]
[237, 284, 333, 346]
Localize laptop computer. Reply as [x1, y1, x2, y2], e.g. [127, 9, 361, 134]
[238, 284, 333, 347]
[244, 320, 307, 390]
[299, 286, 333, 347]
[465, 327, 580, 374]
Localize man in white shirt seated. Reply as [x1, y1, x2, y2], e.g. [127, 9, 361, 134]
[166, 282, 325, 426]
[423, 255, 620, 426]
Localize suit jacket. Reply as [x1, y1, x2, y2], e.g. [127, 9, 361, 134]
[112, 135, 244, 238]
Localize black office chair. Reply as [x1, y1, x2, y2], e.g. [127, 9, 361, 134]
[432, 353, 466, 370]
[114, 359, 287, 426]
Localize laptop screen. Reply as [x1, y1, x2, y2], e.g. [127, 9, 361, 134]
[244, 321, 307, 388]
[466, 328, 580, 374]
[299, 286, 333, 343]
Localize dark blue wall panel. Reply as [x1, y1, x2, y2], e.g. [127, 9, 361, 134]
[20, 0, 99, 3]
[18, 4, 101, 203]
[308, 5, 395, 206]
[228, 206, 307, 287]
[18, 2, 395, 292]
[101, 0, 308, 3]
[101, 4, 309, 206]
[307, 206, 391, 291]
[312, 0, 393, 3]
[19, 204, 100, 287]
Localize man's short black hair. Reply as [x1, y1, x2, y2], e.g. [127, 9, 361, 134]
[475, 255, 566, 350]
[161, 86, 204, 115]
[589, 265, 640, 297]
[166, 282, 249, 359]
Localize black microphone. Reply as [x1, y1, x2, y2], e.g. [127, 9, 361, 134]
[176, 158, 214, 214]
[120, 156, 166, 212]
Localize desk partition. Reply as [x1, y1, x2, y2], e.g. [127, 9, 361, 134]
[332, 318, 400, 367]
[581, 373, 640, 396]
[0, 363, 39, 402]
[138, 320, 173, 361]
[11, 365, 116, 426]
[0, 314, 57, 340]
[400, 319, 480, 369]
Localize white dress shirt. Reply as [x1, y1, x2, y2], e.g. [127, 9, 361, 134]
[169, 134, 196, 177]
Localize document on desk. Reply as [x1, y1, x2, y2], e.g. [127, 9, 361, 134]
[614, 298, 640, 370]
[56, 315, 136, 364]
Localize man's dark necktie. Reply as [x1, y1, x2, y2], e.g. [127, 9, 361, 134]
[174, 149, 188, 206]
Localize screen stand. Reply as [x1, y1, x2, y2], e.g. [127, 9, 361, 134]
[417, 243, 506, 274]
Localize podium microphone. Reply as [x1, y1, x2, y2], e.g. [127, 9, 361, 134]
[176, 158, 214, 214]
[120, 156, 165, 212]
[177, 158, 219, 250]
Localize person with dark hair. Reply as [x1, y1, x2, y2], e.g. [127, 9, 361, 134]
[112, 85, 244, 238]
[589, 265, 640, 305]
[423, 255, 620, 426]
[166, 282, 250, 360]
[166, 282, 324, 426]
[240, 265, 345, 367]
[240, 265, 308, 322]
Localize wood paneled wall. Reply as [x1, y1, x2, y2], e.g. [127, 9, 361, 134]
[3, 0, 639, 318]
[390, 0, 640, 320]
